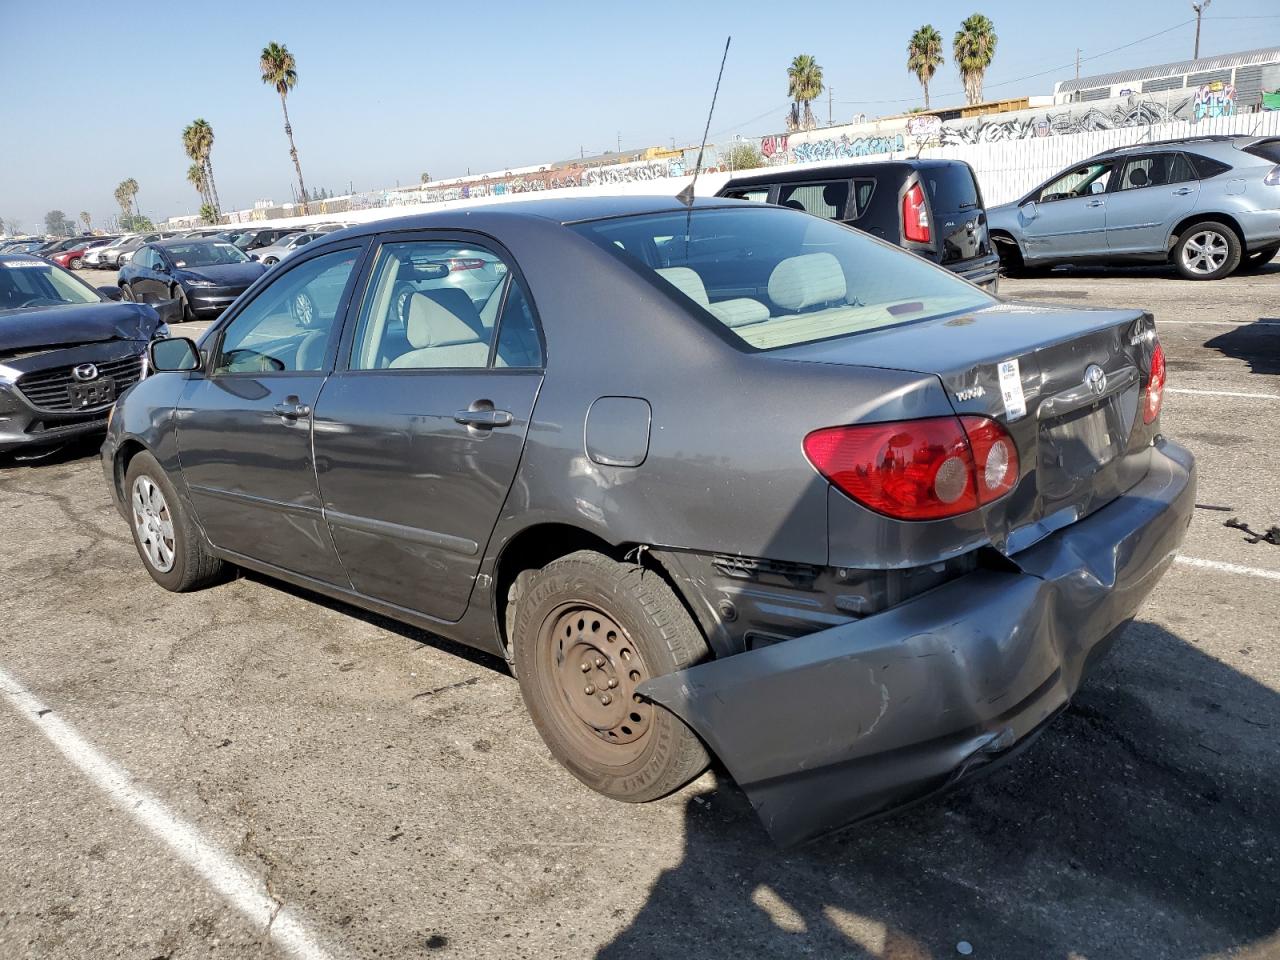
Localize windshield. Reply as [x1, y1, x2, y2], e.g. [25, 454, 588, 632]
[165, 241, 250, 268]
[572, 206, 994, 350]
[0, 259, 101, 310]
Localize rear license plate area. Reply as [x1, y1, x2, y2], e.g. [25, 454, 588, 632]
[1038, 391, 1137, 499]
[68, 377, 116, 409]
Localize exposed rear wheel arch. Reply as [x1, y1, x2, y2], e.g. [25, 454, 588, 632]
[492, 523, 697, 665]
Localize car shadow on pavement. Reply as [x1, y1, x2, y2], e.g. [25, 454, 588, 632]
[0, 435, 104, 471]
[1204, 319, 1280, 376]
[598, 620, 1280, 960]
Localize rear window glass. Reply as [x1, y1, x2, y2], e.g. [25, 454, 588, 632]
[778, 181, 849, 219]
[926, 164, 980, 210]
[1186, 152, 1234, 179]
[573, 206, 993, 351]
[1242, 139, 1280, 164]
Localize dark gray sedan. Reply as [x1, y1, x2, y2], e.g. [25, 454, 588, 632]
[101, 197, 1194, 845]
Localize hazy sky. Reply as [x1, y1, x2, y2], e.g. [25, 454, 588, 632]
[1, 0, 1277, 231]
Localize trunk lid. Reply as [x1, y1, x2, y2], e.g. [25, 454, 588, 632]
[775, 301, 1158, 557]
[919, 162, 992, 265]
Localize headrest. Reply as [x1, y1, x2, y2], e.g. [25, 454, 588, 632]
[656, 266, 709, 306]
[406, 291, 485, 348]
[822, 183, 845, 209]
[768, 252, 846, 311]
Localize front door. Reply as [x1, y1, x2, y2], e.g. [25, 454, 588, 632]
[176, 243, 367, 584]
[312, 235, 545, 622]
[1021, 160, 1115, 260]
[1105, 152, 1200, 255]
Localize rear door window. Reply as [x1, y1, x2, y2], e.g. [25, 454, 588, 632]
[777, 181, 850, 220]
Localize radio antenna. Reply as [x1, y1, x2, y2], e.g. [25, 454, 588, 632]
[677, 36, 731, 207]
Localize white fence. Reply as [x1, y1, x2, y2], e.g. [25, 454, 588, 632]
[919, 111, 1280, 206]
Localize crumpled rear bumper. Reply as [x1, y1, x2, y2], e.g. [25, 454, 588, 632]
[638, 438, 1195, 846]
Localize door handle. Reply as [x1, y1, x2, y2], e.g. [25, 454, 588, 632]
[454, 408, 513, 428]
[272, 397, 311, 421]
[1086, 199, 1106, 207]
[1172, 187, 1194, 196]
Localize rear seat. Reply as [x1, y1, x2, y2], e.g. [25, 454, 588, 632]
[388, 291, 490, 368]
[655, 266, 769, 328]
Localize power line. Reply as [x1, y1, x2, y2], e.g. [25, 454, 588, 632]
[837, 18, 1196, 105]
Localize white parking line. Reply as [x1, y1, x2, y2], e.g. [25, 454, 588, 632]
[1176, 556, 1280, 582]
[1167, 388, 1280, 400]
[0, 664, 337, 960]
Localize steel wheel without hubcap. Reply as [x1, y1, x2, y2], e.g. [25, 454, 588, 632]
[131, 475, 175, 573]
[1181, 230, 1229, 276]
[542, 603, 654, 765]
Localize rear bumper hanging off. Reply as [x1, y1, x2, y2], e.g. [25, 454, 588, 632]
[638, 439, 1195, 846]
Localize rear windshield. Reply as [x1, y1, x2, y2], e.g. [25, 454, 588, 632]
[572, 206, 993, 350]
[925, 164, 980, 210]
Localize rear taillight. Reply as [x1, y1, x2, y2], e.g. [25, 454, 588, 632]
[446, 257, 486, 271]
[1143, 340, 1166, 424]
[902, 182, 931, 244]
[803, 415, 1019, 521]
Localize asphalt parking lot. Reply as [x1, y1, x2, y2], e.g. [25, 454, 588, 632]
[2, 262, 1278, 960]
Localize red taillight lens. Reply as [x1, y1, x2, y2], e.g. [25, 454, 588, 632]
[446, 257, 486, 271]
[803, 415, 1019, 521]
[902, 182, 931, 243]
[1143, 340, 1166, 424]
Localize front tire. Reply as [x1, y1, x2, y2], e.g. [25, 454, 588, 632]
[511, 550, 710, 803]
[123, 451, 226, 592]
[1173, 221, 1241, 280]
[172, 286, 195, 322]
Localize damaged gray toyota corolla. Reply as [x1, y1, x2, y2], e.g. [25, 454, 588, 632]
[101, 197, 1194, 846]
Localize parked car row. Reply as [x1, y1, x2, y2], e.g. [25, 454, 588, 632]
[79, 194, 1191, 847]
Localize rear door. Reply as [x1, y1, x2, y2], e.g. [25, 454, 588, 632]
[312, 233, 545, 622]
[921, 163, 991, 265]
[1105, 152, 1200, 255]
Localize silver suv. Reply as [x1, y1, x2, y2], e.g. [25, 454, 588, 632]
[988, 135, 1280, 280]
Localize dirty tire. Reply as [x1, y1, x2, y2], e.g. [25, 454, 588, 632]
[1173, 220, 1241, 280]
[511, 550, 710, 802]
[1240, 244, 1279, 272]
[123, 450, 226, 592]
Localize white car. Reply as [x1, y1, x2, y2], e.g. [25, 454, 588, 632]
[250, 230, 324, 266]
[84, 235, 133, 268]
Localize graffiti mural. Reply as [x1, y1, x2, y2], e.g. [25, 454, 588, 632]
[937, 96, 1191, 145]
[787, 133, 906, 164]
[1193, 82, 1236, 120]
[760, 134, 789, 159]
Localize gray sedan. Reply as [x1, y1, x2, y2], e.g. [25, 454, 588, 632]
[100, 197, 1194, 845]
[988, 135, 1280, 280]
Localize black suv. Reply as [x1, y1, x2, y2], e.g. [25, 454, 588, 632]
[717, 159, 999, 291]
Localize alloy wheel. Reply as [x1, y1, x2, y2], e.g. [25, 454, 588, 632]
[131, 475, 175, 573]
[540, 603, 655, 765]
[292, 290, 316, 327]
[1181, 230, 1229, 276]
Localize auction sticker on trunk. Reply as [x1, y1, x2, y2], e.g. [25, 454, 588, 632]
[998, 358, 1027, 420]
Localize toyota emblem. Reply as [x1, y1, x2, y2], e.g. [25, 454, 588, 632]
[1084, 363, 1107, 396]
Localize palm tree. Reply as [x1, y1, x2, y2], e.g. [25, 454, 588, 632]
[786, 54, 823, 131]
[259, 42, 309, 214]
[908, 25, 945, 110]
[114, 178, 140, 227]
[79, 211, 92, 232]
[187, 162, 209, 207]
[182, 119, 221, 218]
[953, 14, 998, 106]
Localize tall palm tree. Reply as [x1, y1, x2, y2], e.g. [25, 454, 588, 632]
[183, 119, 221, 217]
[187, 163, 209, 206]
[259, 42, 309, 214]
[786, 54, 824, 131]
[114, 178, 140, 226]
[79, 211, 92, 232]
[907, 25, 945, 110]
[953, 14, 998, 106]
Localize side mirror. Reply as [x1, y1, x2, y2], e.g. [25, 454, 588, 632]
[150, 336, 201, 372]
[1020, 200, 1039, 221]
[97, 285, 123, 301]
[1089, 181, 1106, 195]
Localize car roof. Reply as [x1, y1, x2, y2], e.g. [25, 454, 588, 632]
[722, 158, 968, 185]
[328, 195, 747, 240]
[1090, 135, 1264, 161]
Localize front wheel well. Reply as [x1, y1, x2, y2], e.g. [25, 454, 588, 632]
[491, 523, 693, 661]
[1168, 213, 1245, 255]
[113, 438, 148, 501]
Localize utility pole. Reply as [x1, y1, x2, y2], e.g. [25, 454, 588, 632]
[828, 86, 833, 126]
[1192, 0, 1210, 59]
[1075, 49, 1081, 81]
[616, 130, 622, 153]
